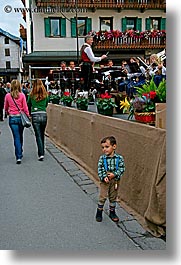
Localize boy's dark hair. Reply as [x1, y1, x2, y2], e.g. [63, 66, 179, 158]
[101, 136, 117, 146]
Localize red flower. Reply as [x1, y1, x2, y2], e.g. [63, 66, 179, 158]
[149, 91, 157, 99]
[100, 92, 112, 99]
[142, 93, 149, 98]
[64, 92, 71, 96]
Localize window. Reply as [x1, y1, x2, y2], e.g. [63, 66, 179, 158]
[122, 17, 142, 32]
[100, 17, 113, 31]
[44, 17, 66, 37]
[4, 37, 9, 44]
[146, 18, 166, 30]
[151, 19, 159, 30]
[6, 61, 11, 69]
[71, 17, 92, 37]
[50, 19, 60, 36]
[5, 49, 10, 56]
[126, 18, 136, 30]
[77, 18, 86, 36]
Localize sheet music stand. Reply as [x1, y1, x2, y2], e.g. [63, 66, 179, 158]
[128, 62, 141, 73]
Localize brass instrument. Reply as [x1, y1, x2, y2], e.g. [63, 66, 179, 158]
[157, 49, 166, 62]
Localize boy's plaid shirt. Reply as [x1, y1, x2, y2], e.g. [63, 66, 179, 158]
[98, 153, 125, 182]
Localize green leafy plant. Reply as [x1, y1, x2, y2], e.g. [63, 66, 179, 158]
[121, 77, 166, 120]
[76, 96, 89, 110]
[60, 92, 74, 105]
[155, 78, 166, 102]
[96, 92, 117, 111]
[135, 76, 166, 103]
[136, 76, 157, 96]
[48, 94, 60, 104]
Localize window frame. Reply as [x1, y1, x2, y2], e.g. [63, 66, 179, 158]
[6, 61, 11, 69]
[5, 48, 10, 56]
[44, 17, 66, 38]
[99, 17, 113, 32]
[4, 37, 9, 44]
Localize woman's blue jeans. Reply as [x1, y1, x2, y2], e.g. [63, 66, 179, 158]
[9, 116, 24, 160]
[32, 113, 47, 157]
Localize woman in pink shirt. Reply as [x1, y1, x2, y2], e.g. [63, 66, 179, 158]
[4, 79, 30, 164]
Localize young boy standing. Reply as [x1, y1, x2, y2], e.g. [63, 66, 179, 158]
[96, 136, 125, 222]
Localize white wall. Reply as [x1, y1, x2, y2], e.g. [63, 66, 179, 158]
[0, 36, 20, 68]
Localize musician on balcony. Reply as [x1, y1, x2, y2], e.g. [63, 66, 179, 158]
[80, 35, 107, 92]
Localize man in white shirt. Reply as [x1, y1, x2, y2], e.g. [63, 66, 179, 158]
[80, 35, 107, 91]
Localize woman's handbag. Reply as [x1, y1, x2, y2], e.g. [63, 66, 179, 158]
[19, 111, 31, 128]
[11, 96, 31, 128]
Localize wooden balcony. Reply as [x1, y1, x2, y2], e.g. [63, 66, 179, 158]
[35, 0, 166, 10]
[93, 37, 166, 51]
[91, 30, 166, 51]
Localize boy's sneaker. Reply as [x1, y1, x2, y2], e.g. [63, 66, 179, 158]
[95, 208, 103, 222]
[38, 156, 44, 161]
[16, 159, 21, 164]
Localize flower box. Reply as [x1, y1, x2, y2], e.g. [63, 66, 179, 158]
[134, 112, 155, 124]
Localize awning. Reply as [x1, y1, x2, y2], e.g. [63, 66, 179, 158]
[23, 51, 80, 63]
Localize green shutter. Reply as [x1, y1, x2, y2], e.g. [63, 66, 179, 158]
[136, 18, 142, 31]
[122, 18, 127, 32]
[61, 18, 66, 37]
[145, 18, 151, 30]
[160, 18, 166, 30]
[86, 18, 92, 34]
[44, 18, 50, 37]
[71, 18, 77, 37]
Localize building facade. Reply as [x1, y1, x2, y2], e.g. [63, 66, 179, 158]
[21, 0, 166, 76]
[0, 29, 23, 83]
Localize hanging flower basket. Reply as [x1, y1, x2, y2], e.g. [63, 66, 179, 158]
[134, 112, 156, 124]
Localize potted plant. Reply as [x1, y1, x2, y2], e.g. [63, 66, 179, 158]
[60, 91, 74, 107]
[120, 77, 166, 124]
[96, 92, 117, 116]
[48, 94, 60, 104]
[76, 96, 89, 111]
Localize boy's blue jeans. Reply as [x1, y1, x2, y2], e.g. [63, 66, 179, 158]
[9, 115, 24, 160]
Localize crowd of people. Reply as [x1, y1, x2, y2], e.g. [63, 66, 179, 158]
[0, 35, 166, 166]
[45, 35, 166, 100]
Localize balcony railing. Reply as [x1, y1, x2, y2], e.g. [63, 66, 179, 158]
[35, 0, 166, 10]
[93, 37, 166, 50]
[91, 30, 166, 50]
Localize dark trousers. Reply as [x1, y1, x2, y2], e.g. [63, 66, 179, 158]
[32, 113, 47, 157]
[0, 107, 4, 120]
[81, 63, 93, 91]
